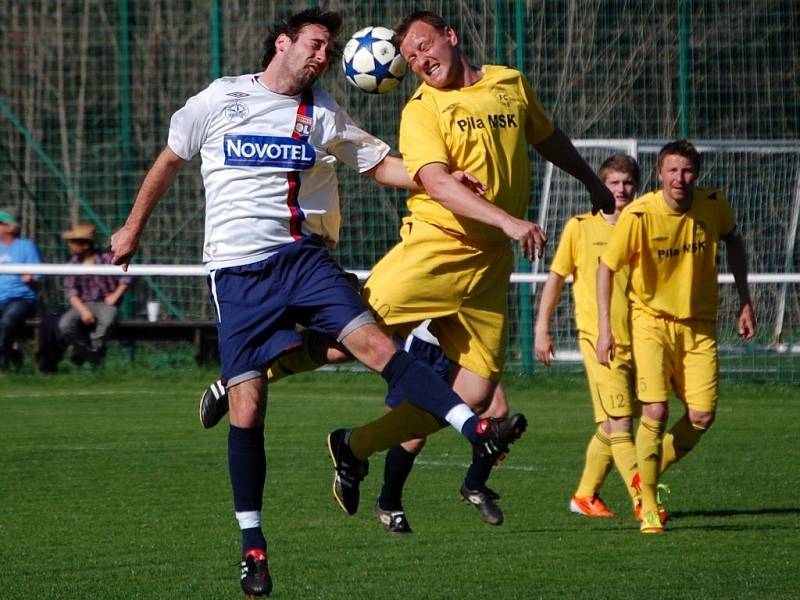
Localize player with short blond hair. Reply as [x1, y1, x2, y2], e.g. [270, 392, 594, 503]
[328, 9, 614, 521]
[535, 154, 641, 519]
[597, 139, 756, 533]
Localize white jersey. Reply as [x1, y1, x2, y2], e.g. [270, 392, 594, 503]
[168, 74, 390, 269]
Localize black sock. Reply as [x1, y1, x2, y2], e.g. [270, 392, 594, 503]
[380, 350, 462, 424]
[228, 425, 266, 551]
[464, 445, 496, 490]
[242, 527, 267, 552]
[378, 445, 418, 511]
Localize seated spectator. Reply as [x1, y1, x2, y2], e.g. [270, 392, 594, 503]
[59, 223, 132, 366]
[0, 206, 41, 371]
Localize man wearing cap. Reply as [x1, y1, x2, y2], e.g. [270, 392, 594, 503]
[0, 206, 42, 371]
[59, 223, 132, 365]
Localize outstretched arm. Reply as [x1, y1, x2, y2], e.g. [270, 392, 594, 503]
[366, 155, 418, 189]
[533, 127, 614, 215]
[723, 230, 756, 339]
[534, 272, 566, 366]
[111, 146, 187, 270]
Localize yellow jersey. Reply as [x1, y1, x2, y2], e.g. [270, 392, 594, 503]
[398, 65, 554, 243]
[601, 187, 736, 321]
[550, 212, 631, 344]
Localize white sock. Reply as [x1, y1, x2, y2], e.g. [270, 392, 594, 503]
[235, 510, 261, 530]
[445, 403, 474, 433]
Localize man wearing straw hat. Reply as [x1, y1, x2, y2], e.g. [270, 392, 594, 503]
[59, 223, 132, 366]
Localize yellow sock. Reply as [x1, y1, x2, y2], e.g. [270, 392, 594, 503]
[660, 417, 706, 473]
[636, 415, 666, 513]
[266, 330, 331, 383]
[349, 402, 444, 460]
[574, 427, 614, 497]
[609, 431, 639, 501]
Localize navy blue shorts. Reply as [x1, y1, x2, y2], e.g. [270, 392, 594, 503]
[385, 335, 452, 408]
[209, 236, 373, 385]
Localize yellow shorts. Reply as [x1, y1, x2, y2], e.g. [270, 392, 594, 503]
[579, 336, 637, 422]
[630, 308, 719, 412]
[362, 217, 512, 381]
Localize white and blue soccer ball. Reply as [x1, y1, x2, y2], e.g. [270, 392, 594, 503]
[342, 26, 407, 94]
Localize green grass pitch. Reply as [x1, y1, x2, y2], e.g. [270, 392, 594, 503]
[1, 368, 798, 599]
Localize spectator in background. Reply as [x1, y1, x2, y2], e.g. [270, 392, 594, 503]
[0, 206, 41, 371]
[59, 223, 132, 366]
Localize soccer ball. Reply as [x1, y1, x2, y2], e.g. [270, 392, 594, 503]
[342, 26, 407, 94]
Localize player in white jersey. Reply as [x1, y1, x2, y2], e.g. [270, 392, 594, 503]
[169, 73, 384, 268]
[110, 9, 526, 598]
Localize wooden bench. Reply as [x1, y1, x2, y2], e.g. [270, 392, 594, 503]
[19, 318, 218, 365]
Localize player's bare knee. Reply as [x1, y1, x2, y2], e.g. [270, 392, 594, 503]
[642, 401, 668, 422]
[688, 410, 715, 431]
[228, 377, 267, 427]
[606, 415, 632, 433]
[340, 323, 397, 371]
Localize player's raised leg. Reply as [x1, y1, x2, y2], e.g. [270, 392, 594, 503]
[329, 321, 527, 514]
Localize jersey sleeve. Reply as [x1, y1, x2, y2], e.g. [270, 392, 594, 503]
[167, 87, 213, 161]
[398, 91, 450, 180]
[601, 211, 639, 272]
[324, 107, 390, 173]
[549, 218, 579, 277]
[520, 75, 555, 145]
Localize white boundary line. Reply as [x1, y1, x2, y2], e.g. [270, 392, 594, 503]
[0, 263, 798, 283]
[1, 390, 162, 399]
[415, 458, 541, 473]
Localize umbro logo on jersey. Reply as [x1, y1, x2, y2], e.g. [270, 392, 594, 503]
[226, 91, 250, 98]
[224, 134, 316, 169]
